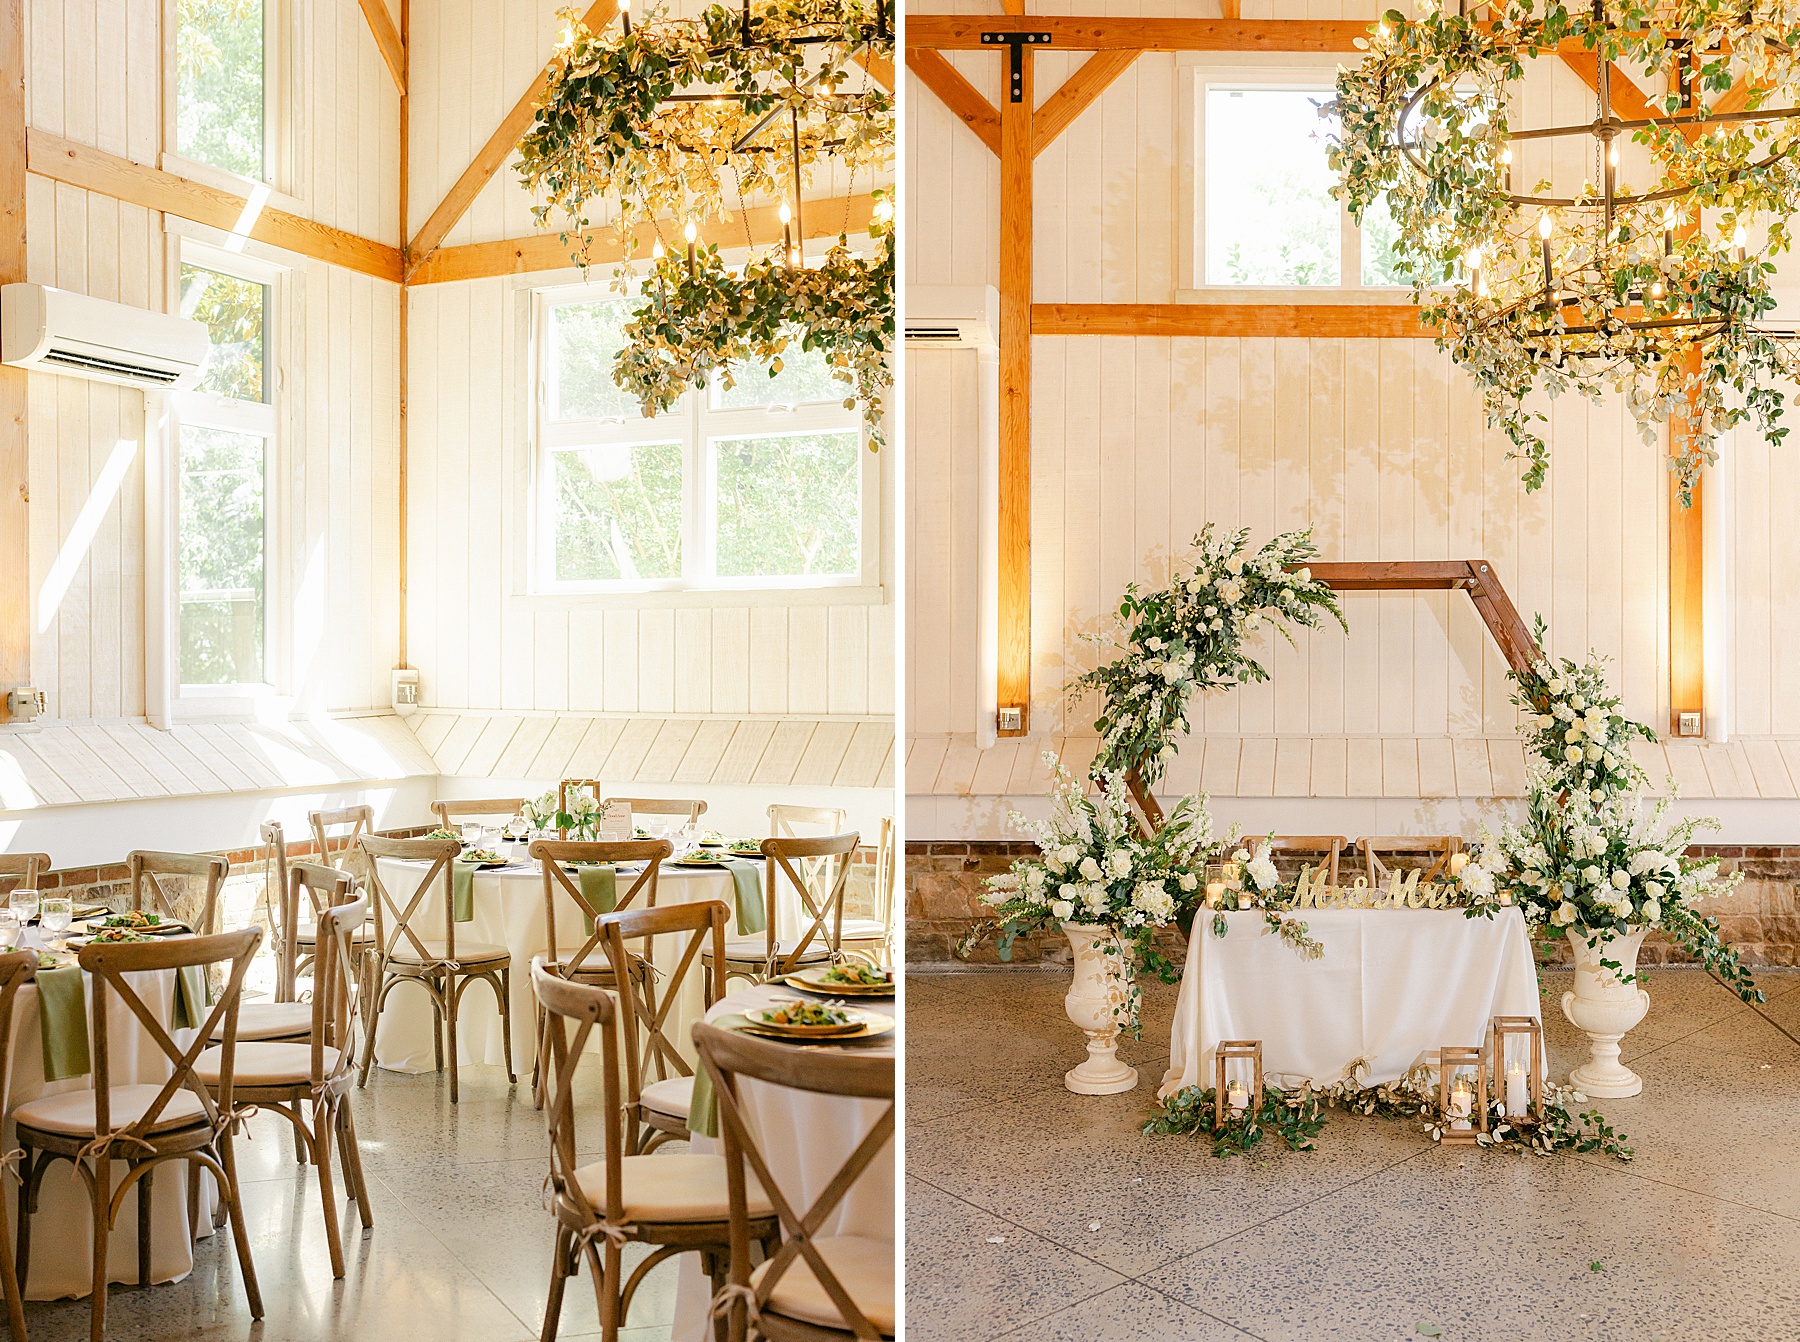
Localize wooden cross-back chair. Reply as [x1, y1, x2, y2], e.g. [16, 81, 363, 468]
[355, 834, 515, 1103]
[1358, 835, 1464, 886]
[15, 927, 266, 1341]
[530, 961, 777, 1342]
[839, 818, 896, 968]
[0, 853, 51, 897]
[212, 861, 353, 1058]
[0, 950, 37, 1340]
[529, 839, 672, 983]
[705, 833, 860, 987]
[768, 803, 847, 839]
[259, 822, 295, 1000]
[596, 899, 729, 1154]
[697, 1018, 896, 1340]
[1251, 835, 1349, 890]
[309, 804, 375, 886]
[605, 795, 708, 829]
[128, 850, 229, 939]
[199, 896, 374, 1278]
[432, 797, 525, 832]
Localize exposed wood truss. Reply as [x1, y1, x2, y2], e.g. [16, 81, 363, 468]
[1033, 303, 1432, 338]
[1032, 50, 1138, 156]
[357, 0, 407, 94]
[406, 0, 620, 277]
[906, 16, 1371, 52]
[905, 48, 1000, 154]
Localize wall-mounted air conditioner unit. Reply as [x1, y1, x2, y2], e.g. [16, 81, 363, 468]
[904, 284, 1000, 349]
[1, 283, 209, 391]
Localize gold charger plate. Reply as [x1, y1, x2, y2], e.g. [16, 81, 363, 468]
[741, 1004, 874, 1037]
[784, 971, 895, 997]
[738, 1015, 895, 1044]
[673, 856, 727, 868]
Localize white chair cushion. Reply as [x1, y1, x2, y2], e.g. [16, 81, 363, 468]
[571, 1153, 772, 1223]
[194, 1042, 341, 1088]
[13, 1083, 208, 1138]
[389, 939, 509, 966]
[753, 1235, 896, 1336]
[640, 1075, 694, 1118]
[714, 936, 831, 964]
[211, 1001, 313, 1042]
[837, 919, 890, 942]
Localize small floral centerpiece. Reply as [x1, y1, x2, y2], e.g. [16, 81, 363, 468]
[1079, 526, 1346, 788]
[523, 789, 616, 842]
[1510, 617, 1657, 801]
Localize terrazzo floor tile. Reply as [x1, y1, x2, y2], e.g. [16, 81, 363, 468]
[903, 1177, 1126, 1342]
[994, 1282, 1259, 1341]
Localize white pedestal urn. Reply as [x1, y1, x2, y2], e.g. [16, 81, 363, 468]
[1561, 925, 1651, 1098]
[1061, 922, 1138, 1095]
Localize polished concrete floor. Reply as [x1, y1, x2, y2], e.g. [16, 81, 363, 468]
[906, 965, 1800, 1342]
[20, 1058, 682, 1341]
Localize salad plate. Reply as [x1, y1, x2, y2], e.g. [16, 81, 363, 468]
[785, 964, 895, 997]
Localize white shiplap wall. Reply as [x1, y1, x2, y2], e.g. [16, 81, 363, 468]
[906, 0, 1800, 826]
[22, 0, 402, 720]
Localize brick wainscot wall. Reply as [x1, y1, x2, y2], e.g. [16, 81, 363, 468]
[906, 842, 1800, 969]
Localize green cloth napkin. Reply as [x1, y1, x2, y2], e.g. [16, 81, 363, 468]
[36, 965, 90, 1083]
[577, 865, 617, 935]
[174, 965, 208, 1032]
[721, 860, 766, 936]
[686, 1013, 752, 1139]
[451, 862, 476, 922]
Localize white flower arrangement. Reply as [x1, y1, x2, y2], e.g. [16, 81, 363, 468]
[1508, 616, 1656, 799]
[523, 788, 617, 841]
[1078, 526, 1346, 787]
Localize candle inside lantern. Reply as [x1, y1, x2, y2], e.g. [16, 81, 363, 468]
[1506, 1059, 1529, 1118]
[1449, 1075, 1473, 1128]
[684, 220, 698, 276]
[1448, 851, 1469, 877]
[1226, 1079, 1248, 1115]
[779, 200, 794, 269]
[1205, 881, 1225, 909]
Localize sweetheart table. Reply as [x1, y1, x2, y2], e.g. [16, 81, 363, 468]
[1159, 906, 1542, 1099]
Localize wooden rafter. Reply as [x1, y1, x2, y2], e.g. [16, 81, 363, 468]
[410, 193, 875, 285]
[907, 16, 1372, 52]
[356, 0, 407, 95]
[1034, 302, 1434, 338]
[905, 47, 1000, 155]
[407, 0, 620, 277]
[0, 0, 26, 718]
[1032, 50, 1138, 156]
[28, 131, 402, 281]
[854, 49, 894, 91]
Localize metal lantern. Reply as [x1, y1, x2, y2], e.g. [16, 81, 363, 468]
[1437, 1045, 1488, 1145]
[1488, 1015, 1545, 1125]
[1213, 1040, 1263, 1131]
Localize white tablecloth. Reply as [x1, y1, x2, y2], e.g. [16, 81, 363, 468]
[372, 854, 773, 1074]
[1159, 907, 1542, 1099]
[1, 949, 219, 1299]
[668, 981, 896, 1342]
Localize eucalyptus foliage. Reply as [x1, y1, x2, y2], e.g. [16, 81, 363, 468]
[1328, 0, 1800, 502]
[1077, 527, 1346, 787]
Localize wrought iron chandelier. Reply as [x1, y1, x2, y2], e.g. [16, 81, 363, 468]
[1331, 0, 1800, 501]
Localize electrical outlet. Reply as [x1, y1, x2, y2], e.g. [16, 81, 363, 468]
[391, 668, 421, 714]
[5, 688, 43, 723]
[1678, 712, 1702, 737]
[998, 706, 1023, 733]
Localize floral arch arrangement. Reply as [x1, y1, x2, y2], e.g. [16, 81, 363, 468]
[1329, 0, 1800, 502]
[517, 0, 894, 445]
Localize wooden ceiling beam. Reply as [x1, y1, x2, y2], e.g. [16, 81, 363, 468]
[1033, 50, 1138, 156]
[407, 0, 619, 277]
[907, 16, 1372, 53]
[410, 193, 876, 286]
[28, 130, 402, 282]
[356, 0, 407, 94]
[854, 49, 894, 91]
[1034, 302, 1435, 338]
[906, 47, 1000, 155]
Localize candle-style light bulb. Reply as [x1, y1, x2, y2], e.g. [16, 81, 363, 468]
[1539, 212, 1553, 239]
[1735, 224, 1747, 261]
[779, 200, 794, 269]
[1539, 212, 1554, 294]
[873, 196, 894, 222]
[1663, 210, 1676, 256]
[619, 0, 630, 34]
[684, 220, 698, 276]
[1608, 144, 1619, 168]
[1500, 146, 1513, 165]
[651, 237, 664, 260]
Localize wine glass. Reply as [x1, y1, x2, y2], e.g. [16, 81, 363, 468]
[9, 888, 39, 925]
[0, 909, 20, 951]
[39, 897, 72, 949]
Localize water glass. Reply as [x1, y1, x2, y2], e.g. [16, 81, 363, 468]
[40, 897, 72, 945]
[0, 909, 20, 951]
[9, 888, 39, 924]
[461, 822, 483, 847]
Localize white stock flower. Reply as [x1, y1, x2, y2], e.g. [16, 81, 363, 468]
[1230, 848, 1251, 865]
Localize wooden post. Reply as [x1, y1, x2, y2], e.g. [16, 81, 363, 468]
[397, 0, 411, 673]
[1668, 330, 1704, 739]
[997, 47, 1033, 736]
[0, 0, 28, 719]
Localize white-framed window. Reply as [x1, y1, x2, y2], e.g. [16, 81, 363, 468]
[532, 285, 874, 593]
[1186, 66, 1408, 293]
[173, 248, 279, 692]
[173, 0, 281, 185]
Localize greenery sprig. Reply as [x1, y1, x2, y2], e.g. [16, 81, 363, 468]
[1509, 616, 1657, 800]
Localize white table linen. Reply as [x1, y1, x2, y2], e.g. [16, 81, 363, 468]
[371, 855, 761, 1074]
[1159, 907, 1542, 1099]
[1, 953, 219, 1299]
[669, 981, 896, 1342]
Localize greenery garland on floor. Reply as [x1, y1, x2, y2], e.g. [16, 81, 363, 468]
[1145, 1060, 1634, 1162]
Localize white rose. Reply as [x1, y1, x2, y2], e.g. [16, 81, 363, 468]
[1552, 903, 1577, 926]
[1644, 880, 1665, 901]
[1050, 899, 1074, 921]
[1079, 857, 1102, 881]
[1107, 849, 1132, 879]
[1211, 618, 1224, 630]
[1610, 870, 1629, 889]
[1591, 789, 1606, 802]
[1583, 865, 1603, 884]
[1564, 745, 1584, 764]
[1296, 567, 1312, 584]
[1586, 745, 1603, 762]
[1547, 677, 1566, 694]
[1564, 725, 1583, 743]
[1571, 695, 1586, 710]
[1147, 636, 1163, 651]
[1179, 872, 1198, 892]
[1082, 884, 1108, 913]
[1642, 899, 1661, 922]
[1025, 868, 1046, 891]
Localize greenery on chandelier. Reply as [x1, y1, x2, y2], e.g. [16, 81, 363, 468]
[1078, 527, 1346, 788]
[1328, 0, 1800, 502]
[1145, 1060, 1635, 1161]
[614, 198, 894, 448]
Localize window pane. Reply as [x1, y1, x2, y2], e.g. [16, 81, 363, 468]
[713, 431, 859, 579]
[550, 300, 640, 422]
[1205, 88, 1339, 286]
[553, 442, 684, 582]
[714, 342, 847, 409]
[176, 0, 265, 180]
[1360, 194, 1409, 286]
[180, 264, 267, 401]
[180, 424, 265, 685]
